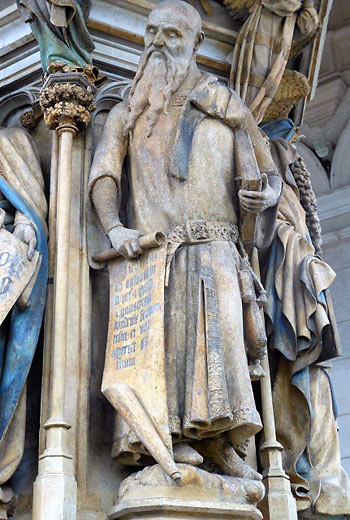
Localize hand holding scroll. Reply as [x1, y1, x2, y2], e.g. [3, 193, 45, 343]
[93, 231, 166, 263]
[107, 226, 143, 259]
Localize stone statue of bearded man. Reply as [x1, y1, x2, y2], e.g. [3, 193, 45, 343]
[90, 0, 282, 483]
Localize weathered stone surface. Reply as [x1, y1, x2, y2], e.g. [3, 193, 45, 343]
[88, 2, 348, 519]
[0, 126, 48, 519]
[109, 464, 264, 520]
[90, 0, 282, 492]
[119, 464, 265, 502]
[110, 498, 262, 520]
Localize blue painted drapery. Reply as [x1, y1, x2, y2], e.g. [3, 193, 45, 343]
[0, 175, 48, 443]
[260, 117, 338, 419]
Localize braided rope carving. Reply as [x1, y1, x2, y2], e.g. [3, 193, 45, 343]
[290, 154, 323, 256]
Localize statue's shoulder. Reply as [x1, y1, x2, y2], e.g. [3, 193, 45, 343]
[190, 74, 246, 129]
[101, 100, 130, 138]
[0, 126, 38, 155]
[0, 126, 29, 140]
[106, 100, 129, 123]
[192, 73, 242, 98]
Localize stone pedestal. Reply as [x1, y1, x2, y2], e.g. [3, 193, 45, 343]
[109, 497, 262, 519]
[108, 464, 264, 520]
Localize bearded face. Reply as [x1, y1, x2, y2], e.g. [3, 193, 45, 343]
[124, 2, 203, 137]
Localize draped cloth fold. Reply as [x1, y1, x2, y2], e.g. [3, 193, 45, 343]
[230, 0, 318, 123]
[261, 131, 350, 514]
[264, 136, 340, 367]
[0, 127, 48, 485]
[112, 240, 262, 462]
[17, 0, 94, 71]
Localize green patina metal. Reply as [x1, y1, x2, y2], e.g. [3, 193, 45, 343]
[308, 515, 350, 520]
[17, 0, 94, 72]
[311, 516, 350, 519]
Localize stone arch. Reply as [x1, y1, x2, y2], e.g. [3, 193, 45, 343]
[331, 118, 350, 190]
[296, 141, 330, 197]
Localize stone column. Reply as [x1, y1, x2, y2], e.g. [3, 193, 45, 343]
[250, 249, 298, 520]
[32, 73, 95, 520]
[259, 354, 298, 520]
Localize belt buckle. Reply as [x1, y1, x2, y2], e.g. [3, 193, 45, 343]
[186, 220, 210, 243]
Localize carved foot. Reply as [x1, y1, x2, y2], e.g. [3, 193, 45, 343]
[173, 443, 203, 466]
[197, 439, 262, 481]
[0, 487, 17, 519]
[234, 439, 250, 460]
[112, 463, 266, 519]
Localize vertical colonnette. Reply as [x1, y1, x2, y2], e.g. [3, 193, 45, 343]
[249, 250, 298, 520]
[32, 73, 96, 520]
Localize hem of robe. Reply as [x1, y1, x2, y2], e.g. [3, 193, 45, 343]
[110, 238, 263, 465]
[111, 407, 262, 463]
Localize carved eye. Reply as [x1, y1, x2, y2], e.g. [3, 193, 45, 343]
[166, 30, 181, 41]
[147, 27, 156, 35]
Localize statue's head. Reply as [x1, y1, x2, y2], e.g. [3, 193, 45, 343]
[125, 0, 204, 136]
[144, 0, 203, 63]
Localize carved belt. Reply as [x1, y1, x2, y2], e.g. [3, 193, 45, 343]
[165, 221, 239, 285]
[167, 220, 239, 245]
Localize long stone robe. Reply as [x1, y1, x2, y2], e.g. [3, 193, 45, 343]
[17, 0, 94, 71]
[230, 0, 318, 123]
[0, 127, 48, 486]
[89, 75, 279, 463]
[262, 136, 350, 514]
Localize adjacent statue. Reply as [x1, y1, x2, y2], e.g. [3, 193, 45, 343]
[0, 127, 48, 517]
[17, 0, 95, 72]
[225, 1, 350, 510]
[259, 119, 350, 516]
[227, 0, 319, 123]
[89, 0, 283, 496]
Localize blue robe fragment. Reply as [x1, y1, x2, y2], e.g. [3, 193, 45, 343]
[0, 175, 48, 444]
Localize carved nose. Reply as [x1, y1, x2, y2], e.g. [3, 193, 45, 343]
[153, 32, 164, 47]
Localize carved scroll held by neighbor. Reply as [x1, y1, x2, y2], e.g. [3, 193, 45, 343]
[235, 129, 262, 249]
[102, 244, 173, 458]
[0, 228, 40, 325]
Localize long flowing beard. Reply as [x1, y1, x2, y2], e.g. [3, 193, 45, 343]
[124, 49, 192, 137]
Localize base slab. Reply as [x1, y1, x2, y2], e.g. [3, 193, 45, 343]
[109, 497, 263, 520]
[109, 464, 264, 520]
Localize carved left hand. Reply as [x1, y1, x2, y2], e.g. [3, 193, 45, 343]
[13, 223, 37, 261]
[238, 174, 278, 214]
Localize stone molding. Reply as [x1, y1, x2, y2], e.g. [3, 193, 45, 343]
[0, 85, 41, 127]
[317, 185, 350, 237]
[0, 0, 234, 95]
[109, 498, 263, 519]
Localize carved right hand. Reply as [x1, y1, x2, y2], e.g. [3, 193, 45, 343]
[108, 226, 143, 259]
